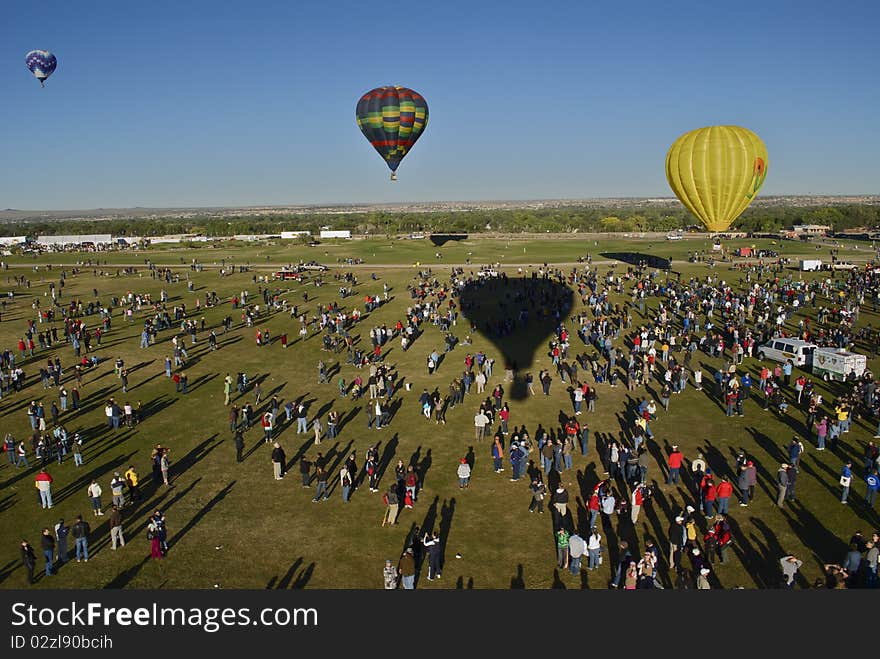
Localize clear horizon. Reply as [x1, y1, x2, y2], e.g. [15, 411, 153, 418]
[3, 1, 879, 210]
[5, 193, 880, 215]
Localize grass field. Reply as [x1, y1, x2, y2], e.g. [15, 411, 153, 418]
[1, 236, 878, 589]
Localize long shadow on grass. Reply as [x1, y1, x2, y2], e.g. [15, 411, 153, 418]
[748, 516, 807, 589]
[102, 479, 202, 588]
[375, 434, 399, 484]
[167, 480, 236, 550]
[0, 559, 23, 587]
[266, 557, 316, 589]
[49, 451, 138, 505]
[782, 498, 849, 572]
[171, 434, 222, 479]
[510, 564, 526, 589]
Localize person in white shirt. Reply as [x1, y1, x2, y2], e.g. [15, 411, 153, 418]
[587, 529, 603, 570]
[87, 481, 104, 516]
[457, 458, 471, 488]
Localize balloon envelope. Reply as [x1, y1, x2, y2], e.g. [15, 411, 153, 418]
[665, 125, 768, 232]
[356, 86, 428, 175]
[25, 50, 57, 85]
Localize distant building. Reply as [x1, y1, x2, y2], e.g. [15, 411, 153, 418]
[233, 234, 281, 241]
[0, 236, 27, 247]
[792, 224, 831, 236]
[36, 234, 113, 247]
[319, 230, 351, 239]
[148, 234, 209, 244]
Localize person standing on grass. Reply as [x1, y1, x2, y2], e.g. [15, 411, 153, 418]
[457, 458, 471, 489]
[340, 465, 353, 502]
[125, 465, 141, 503]
[865, 541, 879, 588]
[147, 519, 163, 559]
[150, 510, 168, 556]
[738, 461, 751, 507]
[72, 515, 90, 563]
[261, 411, 274, 444]
[816, 416, 828, 451]
[54, 519, 69, 565]
[423, 531, 442, 580]
[313, 416, 323, 444]
[529, 478, 547, 514]
[716, 476, 733, 515]
[776, 464, 789, 507]
[312, 466, 329, 502]
[110, 472, 126, 508]
[234, 430, 244, 463]
[667, 445, 683, 485]
[587, 528, 603, 571]
[160, 450, 171, 486]
[631, 482, 646, 524]
[223, 374, 233, 406]
[611, 540, 633, 589]
[271, 442, 285, 480]
[35, 469, 53, 509]
[109, 505, 125, 550]
[383, 559, 399, 589]
[296, 403, 308, 434]
[865, 469, 880, 509]
[568, 532, 585, 575]
[474, 409, 489, 441]
[398, 548, 416, 589]
[668, 515, 687, 570]
[299, 457, 312, 488]
[20, 540, 37, 585]
[556, 528, 570, 570]
[492, 435, 504, 473]
[840, 461, 853, 504]
[87, 480, 103, 516]
[404, 466, 419, 504]
[781, 555, 803, 589]
[40, 528, 55, 577]
[382, 486, 399, 526]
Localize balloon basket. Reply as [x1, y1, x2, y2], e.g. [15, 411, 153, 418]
[390, 173, 397, 181]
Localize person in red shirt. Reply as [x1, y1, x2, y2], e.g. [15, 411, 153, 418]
[667, 445, 683, 485]
[715, 476, 734, 514]
[588, 492, 601, 529]
[35, 469, 54, 509]
[702, 475, 717, 518]
[712, 515, 733, 563]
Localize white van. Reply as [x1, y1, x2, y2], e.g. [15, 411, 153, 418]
[756, 337, 818, 367]
[812, 347, 867, 382]
[800, 259, 822, 271]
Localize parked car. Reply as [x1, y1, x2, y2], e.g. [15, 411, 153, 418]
[757, 337, 818, 367]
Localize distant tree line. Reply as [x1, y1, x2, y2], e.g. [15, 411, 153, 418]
[1, 204, 878, 238]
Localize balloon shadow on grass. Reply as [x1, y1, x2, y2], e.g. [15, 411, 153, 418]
[458, 275, 573, 401]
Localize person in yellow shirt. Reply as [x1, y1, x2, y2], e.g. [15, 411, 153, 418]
[124, 465, 141, 503]
[836, 402, 851, 433]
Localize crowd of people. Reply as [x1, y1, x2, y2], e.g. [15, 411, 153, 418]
[5, 247, 880, 589]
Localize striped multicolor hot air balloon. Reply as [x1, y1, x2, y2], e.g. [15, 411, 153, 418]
[665, 125, 768, 232]
[356, 86, 428, 180]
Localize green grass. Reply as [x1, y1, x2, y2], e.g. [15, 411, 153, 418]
[4, 234, 878, 268]
[0, 237, 878, 589]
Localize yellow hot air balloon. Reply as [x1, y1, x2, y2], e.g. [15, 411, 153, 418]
[666, 125, 768, 233]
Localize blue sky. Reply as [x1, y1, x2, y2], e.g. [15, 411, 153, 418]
[1, 0, 878, 209]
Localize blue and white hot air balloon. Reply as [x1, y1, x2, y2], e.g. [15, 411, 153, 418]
[25, 50, 57, 87]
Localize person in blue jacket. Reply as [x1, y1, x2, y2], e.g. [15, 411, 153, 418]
[840, 461, 853, 504]
[865, 469, 880, 508]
